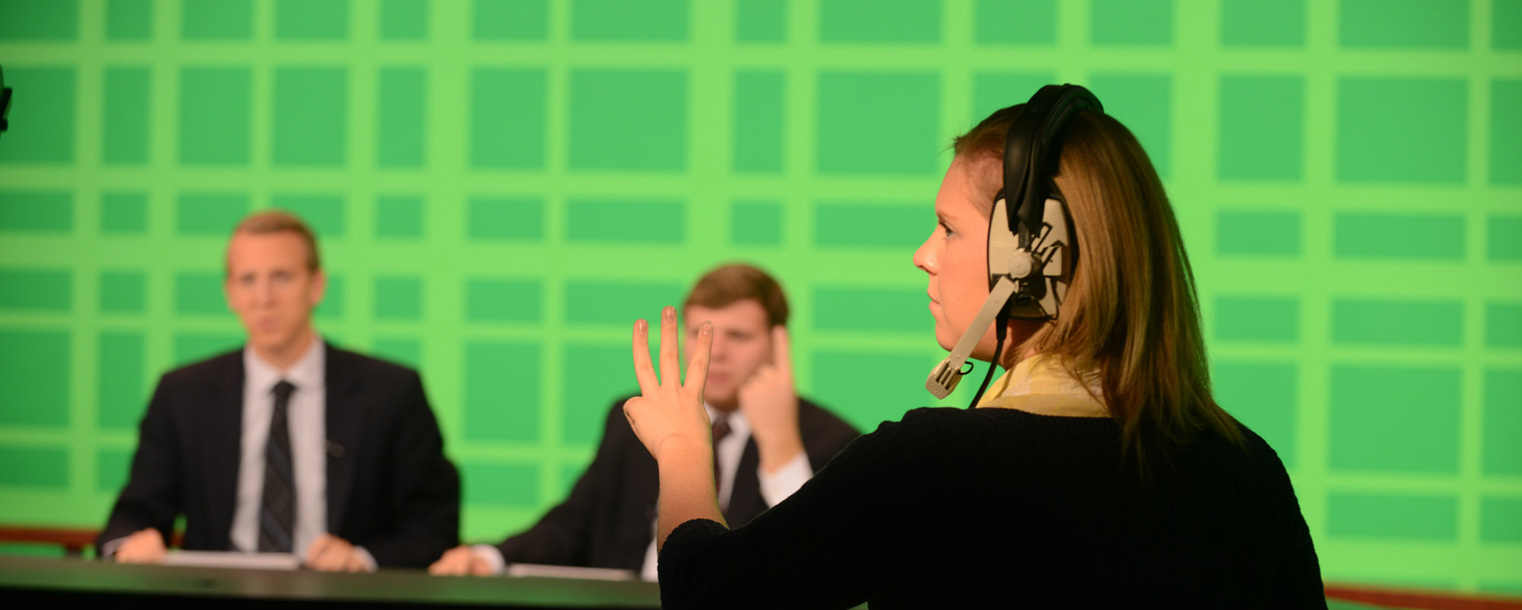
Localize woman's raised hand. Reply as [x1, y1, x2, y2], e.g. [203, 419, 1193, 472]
[624, 306, 715, 462]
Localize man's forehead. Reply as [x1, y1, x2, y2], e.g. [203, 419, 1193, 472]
[226, 231, 313, 272]
[683, 299, 769, 330]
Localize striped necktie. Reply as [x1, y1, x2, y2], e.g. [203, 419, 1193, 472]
[258, 380, 297, 553]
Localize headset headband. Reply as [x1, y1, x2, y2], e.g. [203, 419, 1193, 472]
[1000, 84, 1102, 261]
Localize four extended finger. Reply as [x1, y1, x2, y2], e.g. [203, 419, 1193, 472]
[683, 321, 713, 396]
[631, 319, 660, 395]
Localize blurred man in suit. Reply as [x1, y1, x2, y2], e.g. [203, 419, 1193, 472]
[98, 210, 459, 571]
[430, 263, 859, 580]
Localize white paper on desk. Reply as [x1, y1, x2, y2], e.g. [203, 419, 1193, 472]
[161, 551, 301, 570]
[504, 563, 638, 581]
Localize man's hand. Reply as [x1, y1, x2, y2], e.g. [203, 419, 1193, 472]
[305, 534, 368, 572]
[114, 528, 167, 564]
[428, 546, 493, 576]
[738, 326, 803, 474]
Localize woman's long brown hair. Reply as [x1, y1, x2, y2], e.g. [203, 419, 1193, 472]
[956, 107, 1243, 474]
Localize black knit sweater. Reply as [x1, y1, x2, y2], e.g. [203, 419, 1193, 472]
[658, 407, 1325, 609]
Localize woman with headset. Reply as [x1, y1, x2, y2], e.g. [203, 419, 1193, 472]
[623, 86, 1325, 608]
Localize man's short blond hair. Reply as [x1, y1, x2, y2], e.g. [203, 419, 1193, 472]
[228, 209, 321, 273]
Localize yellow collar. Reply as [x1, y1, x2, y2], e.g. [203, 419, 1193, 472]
[975, 355, 1109, 418]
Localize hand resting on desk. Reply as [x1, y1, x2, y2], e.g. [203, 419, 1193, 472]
[114, 528, 167, 564]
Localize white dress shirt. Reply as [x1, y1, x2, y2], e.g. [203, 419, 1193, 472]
[474, 404, 813, 580]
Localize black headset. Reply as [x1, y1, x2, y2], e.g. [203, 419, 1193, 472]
[927, 84, 1104, 405]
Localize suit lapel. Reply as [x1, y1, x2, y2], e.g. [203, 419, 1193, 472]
[206, 352, 245, 550]
[324, 344, 363, 534]
[726, 439, 763, 524]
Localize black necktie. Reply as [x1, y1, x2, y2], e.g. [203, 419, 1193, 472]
[258, 380, 297, 553]
[711, 414, 731, 495]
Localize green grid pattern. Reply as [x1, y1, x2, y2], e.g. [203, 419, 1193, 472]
[1, 0, 1520, 590]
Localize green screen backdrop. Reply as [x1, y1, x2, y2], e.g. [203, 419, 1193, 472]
[1, 0, 1520, 592]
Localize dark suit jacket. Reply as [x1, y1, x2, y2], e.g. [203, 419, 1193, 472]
[493, 397, 860, 570]
[97, 344, 460, 568]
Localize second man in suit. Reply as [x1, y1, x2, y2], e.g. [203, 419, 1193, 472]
[430, 263, 860, 580]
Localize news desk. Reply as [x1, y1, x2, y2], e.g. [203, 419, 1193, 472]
[0, 555, 660, 609]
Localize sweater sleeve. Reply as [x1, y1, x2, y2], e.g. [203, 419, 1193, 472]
[657, 408, 960, 610]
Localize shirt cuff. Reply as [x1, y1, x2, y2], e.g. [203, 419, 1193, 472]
[757, 451, 813, 507]
[352, 546, 378, 572]
[99, 535, 128, 559]
[472, 544, 507, 576]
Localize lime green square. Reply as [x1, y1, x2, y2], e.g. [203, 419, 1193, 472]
[179, 67, 251, 165]
[815, 203, 925, 248]
[374, 337, 420, 367]
[174, 272, 225, 315]
[731, 200, 783, 246]
[976, 0, 1056, 44]
[1328, 493, 1457, 540]
[1481, 497, 1522, 543]
[107, 0, 151, 40]
[465, 279, 542, 322]
[471, 68, 546, 169]
[1334, 212, 1465, 260]
[820, 0, 939, 43]
[1090, 73, 1172, 177]
[564, 281, 683, 325]
[474, 0, 547, 40]
[97, 448, 132, 492]
[1339, 0, 1468, 49]
[103, 67, 150, 165]
[561, 343, 634, 444]
[380, 0, 428, 40]
[1219, 76, 1303, 180]
[0, 330, 70, 427]
[815, 350, 933, 431]
[173, 333, 243, 366]
[176, 192, 248, 235]
[0, 270, 71, 311]
[1216, 296, 1299, 342]
[1337, 77, 1467, 183]
[314, 274, 344, 320]
[815, 287, 927, 333]
[1491, 80, 1522, 184]
[817, 72, 939, 175]
[464, 341, 539, 442]
[1091, 0, 1172, 45]
[1213, 361, 1297, 468]
[1497, 0, 1522, 49]
[98, 332, 146, 430]
[375, 276, 422, 320]
[101, 192, 147, 234]
[0, 447, 69, 488]
[735, 0, 785, 42]
[271, 193, 345, 237]
[1490, 215, 1522, 260]
[462, 461, 539, 506]
[569, 69, 685, 171]
[1488, 303, 1522, 348]
[734, 70, 784, 172]
[1484, 369, 1522, 475]
[0, 68, 76, 163]
[468, 197, 543, 241]
[973, 72, 1056, 122]
[100, 271, 146, 313]
[571, 0, 685, 41]
[1332, 299, 1463, 346]
[181, 0, 252, 40]
[566, 199, 684, 244]
[1221, 0, 1304, 46]
[376, 195, 424, 238]
[378, 67, 426, 168]
[1217, 210, 1301, 257]
[273, 68, 347, 167]
[1330, 365, 1459, 473]
[276, 0, 348, 40]
[0, 191, 73, 233]
[0, 0, 77, 40]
